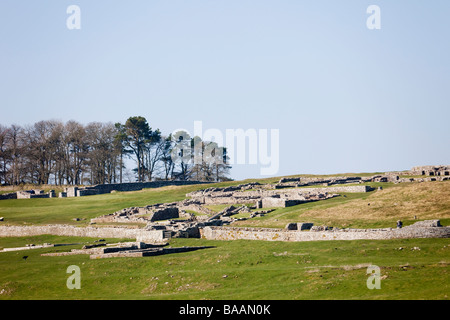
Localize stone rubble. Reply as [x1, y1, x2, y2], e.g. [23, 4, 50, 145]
[40, 241, 214, 259]
[85, 174, 450, 241]
[1, 168, 449, 245]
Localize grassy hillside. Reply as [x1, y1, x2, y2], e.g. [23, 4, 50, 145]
[0, 236, 448, 300]
[0, 184, 212, 226]
[234, 181, 450, 229]
[0, 175, 449, 300]
[1, 179, 448, 229]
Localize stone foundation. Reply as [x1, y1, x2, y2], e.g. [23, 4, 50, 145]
[0, 225, 165, 243]
[65, 180, 210, 198]
[410, 165, 450, 177]
[16, 190, 50, 199]
[200, 220, 450, 242]
[0, 192, 17, 200]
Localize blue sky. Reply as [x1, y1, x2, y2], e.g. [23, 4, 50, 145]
[1, 1, 449, 180]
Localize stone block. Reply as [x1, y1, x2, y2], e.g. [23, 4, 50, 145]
[410, 220, 442, 228]
[262, 197, 287, 208]
[66, 187, 78, 197]
[285, 223, 298, 230]
[297, 222, 314, 230]
[150, 207, 179, 221]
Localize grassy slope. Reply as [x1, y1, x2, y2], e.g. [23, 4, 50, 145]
[234, 181, 450, 229]
[0, 176, 449, 300]
[0, 184, 213, 226]
[2, 180, 449, 229]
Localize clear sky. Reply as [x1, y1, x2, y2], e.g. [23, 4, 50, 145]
[1, 1, 449, 180]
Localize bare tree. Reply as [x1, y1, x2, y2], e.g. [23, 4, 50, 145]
[64, 120, 88, 185]
[23, 120, 62, 184]
[113, 122, 128, 183]
[143, 129, 163, 181]
[159, 134, 175, 180]
[85, 122, 120, 184]
[6, 125, 26, 185]
[0, 117, 232, 185]
[0, 125, 10, 185]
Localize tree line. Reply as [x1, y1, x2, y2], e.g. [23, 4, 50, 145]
[0, 116, 231, 186]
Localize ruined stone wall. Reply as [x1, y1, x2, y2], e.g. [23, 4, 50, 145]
[65, 180, 210, 198]
[200, 224, 450, 242]
[0, 225, 165, 243]
[16, 190, 50, 199]
[271, 185, 371, 194]
[0, 192, 17, 200]
[89, 180, 209, 194]
[202, 196, 256, 205]
[77, 189, 100, 197]
[410, 165, 450, 176]
[90, 203, 181, 224]
[66, 187, 78, 197]
[192, 185, 368, 207]
[298, 185, 372, 193]
[150, 207, 179, 221]
[261, 197, 288, 208]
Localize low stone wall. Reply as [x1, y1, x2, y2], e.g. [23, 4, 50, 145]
[66, 180, 211, 198]
[0, 225, 165, 243]
[261, 197, 305, 208]
[0, 192, 17, 200]
[150, 207, 179, 221]
[91, 203, 181, 224]
[202, 196, 255, 205]
[16, 190, 50, 199]
[200, 224, 450, 242]
[191, 185, 370, 207]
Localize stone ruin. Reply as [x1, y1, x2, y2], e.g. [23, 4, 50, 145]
[275, 172, 450, 186]
[409, 165, 450, 177]
[3, 165, 448, 201]
[89, 199, 274, 239]
[200, 220, 450, 242]
[1, 168, 447, 247]
[91, 203, 183, 224]
[39, 241, 214, 259]
[16, 189, 56, 199]
[285, 219, 447, 235]
[86, 171, 450, 241]
[185, 182, 341, 208]
[285, 222, 314, 231]
[88, 180, 369, 240]
[58, 180, 209, 198]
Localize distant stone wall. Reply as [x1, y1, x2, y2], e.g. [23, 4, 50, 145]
[260, 197, 305, 208]
[66, 180, 210, 198]
[0, 225, 165, 243]
[0, 192, 17, 200]
[1, 220, 448, 244]
[150, 207, 179, 221]
[16, 190, 50, 199]
[190, 184, 363, 208]
[299, 185, 372, 193]
[410, 165, 450, 176]
[202, 196, 254, 205]
[200, 223, 450, 242]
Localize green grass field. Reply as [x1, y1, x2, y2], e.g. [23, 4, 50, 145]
[0, 236, 448, 300]
[0, 177, 449, 300]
